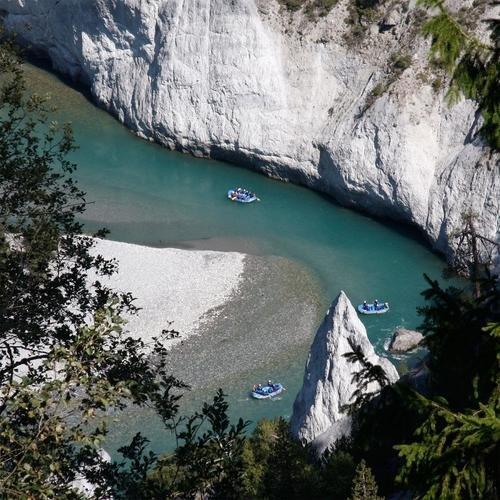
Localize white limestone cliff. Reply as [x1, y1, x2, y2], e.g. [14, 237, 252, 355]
[290, 291, 398, 453]
[0, 0, 498, 258]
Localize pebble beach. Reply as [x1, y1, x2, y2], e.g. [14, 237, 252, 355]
[92, 238, 246, 347]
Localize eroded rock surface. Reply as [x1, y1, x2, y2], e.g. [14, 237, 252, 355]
[388, 327, 423, 353]
[290, 291, 398, 451]
[1, 0, 498, 258]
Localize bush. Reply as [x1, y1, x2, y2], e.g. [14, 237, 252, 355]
[431, 77, 443, 93]
[278, 0, 337, 18]
[277, 0, 304, 11]
[390, 52, 412, 72]
[239, 418, 357, 499]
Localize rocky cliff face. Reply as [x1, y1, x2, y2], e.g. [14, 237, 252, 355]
[1, 0, 498, 257]
[290, 291, 398, 453]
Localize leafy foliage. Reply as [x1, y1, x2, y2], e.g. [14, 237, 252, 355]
[321, 444, 358, 500]
[257, 419, 316, 498]
[347, 384, 431, 495]
[394, 275, 500, 498]
[278, 0, 338, 18]
[105, 390, 249, 499]
[418, 274, 499, 409]
[343, 338, 391, 413]
[396, 388, 500, 499]
[0, 39, 185, 497]
[344, 247, 499, 497]
[390, 52, 412, 72]
[238, 418, 357, 499]
[166, 389, 249, 499]
[0, 37, 134, 389]
[419, 0, 500, 148]
[0, 302, 186, 498]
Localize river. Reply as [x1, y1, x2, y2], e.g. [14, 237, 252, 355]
[24, 63, 447, 456]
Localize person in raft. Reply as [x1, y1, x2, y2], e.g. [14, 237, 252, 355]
[374, 299, 379, 310]
[363, 300, 368, 311]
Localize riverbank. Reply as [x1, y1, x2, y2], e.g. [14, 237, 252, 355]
[91, 238, 246, 347]
[97, 246, 325, 457]
[163, 254, 324, 389]
[91, 239, 324, 368]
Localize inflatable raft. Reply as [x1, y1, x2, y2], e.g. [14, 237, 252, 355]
[358, 302, 389, 315]
[251, 383, 284, 399]
[227, 188, 259, 203]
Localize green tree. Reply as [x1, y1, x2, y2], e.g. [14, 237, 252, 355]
[239, 419, 357, 499]
[396, 384, 500, 499]
[321, 443, 357, 499]
[342, 338, 391, 413]
[0, 303, 185, 498]
[106, 390, 249, 499]
[393, 270, 500, 497]
[0, 39, 249, 499]
[240, 418, 278, 497]
[240, 417, 322, 499]
[419, 0, 500, 148]
[260, 418, 320, 499]
[418, 274, 499, 409]
[0, 37, 176, 497]
[349, 460, 383, 500]
[164, 389, 249, 499]
[343, 239, 499, 497]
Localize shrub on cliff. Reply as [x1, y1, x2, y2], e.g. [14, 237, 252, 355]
[278, 0, 338, 18]
[419, 0, 500, 149]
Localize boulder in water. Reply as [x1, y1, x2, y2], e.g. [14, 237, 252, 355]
[388, 328, 423, 353]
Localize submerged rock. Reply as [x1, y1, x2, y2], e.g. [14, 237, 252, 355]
[0, 0, 497, 263]
[291, 291, 398, 453]
[388, 328, 423, 353]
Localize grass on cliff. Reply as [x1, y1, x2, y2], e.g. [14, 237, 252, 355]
[278, 0, 338, 18]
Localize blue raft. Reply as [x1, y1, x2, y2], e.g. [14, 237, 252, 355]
[227, 188, 259, 203]
[251, 383, 284, 399]
[358, 302, 389, 315]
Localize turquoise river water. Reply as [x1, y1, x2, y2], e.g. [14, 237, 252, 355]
[25, 64, 448, 456]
